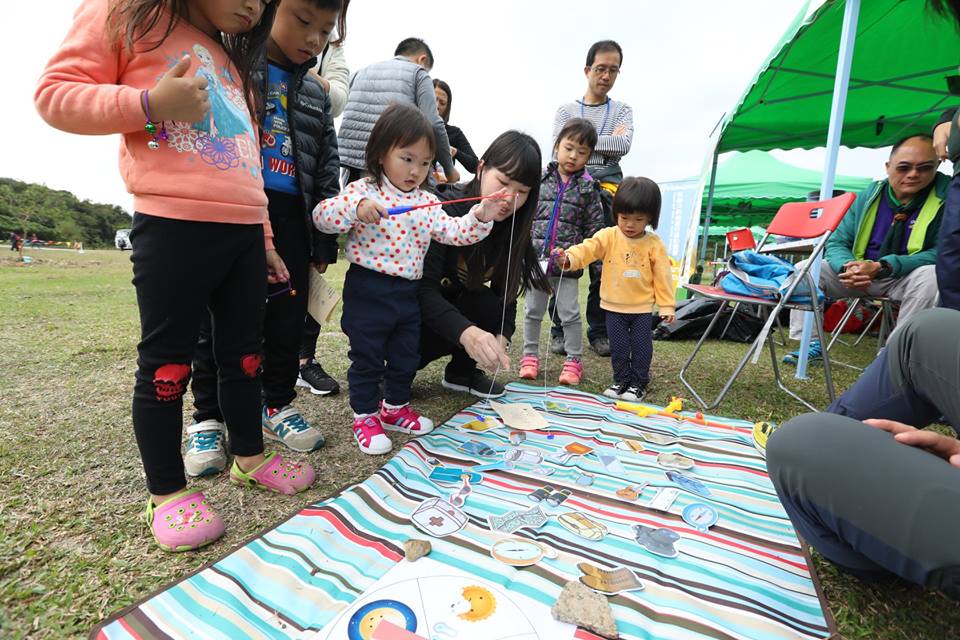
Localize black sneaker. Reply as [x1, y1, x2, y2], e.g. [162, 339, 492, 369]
[442, 368, 505, 398]
[590, 337, 611, 357]
[296, 360, 340, 396]
[602, 382, 628, 399]
[549, 334, 566, 355]
[620, 385, 646, 402]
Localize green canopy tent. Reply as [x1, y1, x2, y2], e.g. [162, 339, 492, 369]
[718, 0, 958, 154]
[698, 149, 872, 229]
[702, 0, 957, 245]
[698, 0, 958, 377]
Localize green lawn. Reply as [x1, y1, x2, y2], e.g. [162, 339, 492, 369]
[0, 249, 956, 639]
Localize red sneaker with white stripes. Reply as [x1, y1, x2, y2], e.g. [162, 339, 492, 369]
[379, 402, 434, 436]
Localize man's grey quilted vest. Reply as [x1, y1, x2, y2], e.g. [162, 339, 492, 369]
[338, 57, 422, 170]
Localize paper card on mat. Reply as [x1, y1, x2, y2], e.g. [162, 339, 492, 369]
[308, 270, 341, 324]
[317, 557, 571, 639]
[490, 402, 549, 431]
[372, 620, 428, 640]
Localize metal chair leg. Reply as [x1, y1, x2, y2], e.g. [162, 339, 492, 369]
[768, 326, 819, 411]
[719, 302, 740, 340]
[852, 301, 882, 347]
[826, 298, 860, 352]
[681, 301, 780, 411]
[813, 300, 836, 402]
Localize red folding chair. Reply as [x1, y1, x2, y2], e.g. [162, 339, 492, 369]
[725, 228, 756, 252]
[718, 228, 757, 340]
[680, 192, 855, 411]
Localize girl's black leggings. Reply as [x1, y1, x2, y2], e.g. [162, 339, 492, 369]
[129, 213, 266, 495]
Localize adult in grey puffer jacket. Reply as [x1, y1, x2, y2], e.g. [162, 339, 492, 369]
[338, 38, 457, 182]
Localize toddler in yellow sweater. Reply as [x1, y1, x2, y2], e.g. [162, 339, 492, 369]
[554, 177, 675, 400]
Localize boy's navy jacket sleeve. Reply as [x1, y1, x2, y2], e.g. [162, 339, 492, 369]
[311, 90, 341, 265]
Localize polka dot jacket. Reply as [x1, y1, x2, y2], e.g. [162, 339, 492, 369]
[313, 177, 493, 280]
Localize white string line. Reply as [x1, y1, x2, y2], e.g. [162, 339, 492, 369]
[484, 193, 519, 400]
[540, 254, 567, 407]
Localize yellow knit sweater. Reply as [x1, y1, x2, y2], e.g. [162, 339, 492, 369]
[564, 227, 675, 315]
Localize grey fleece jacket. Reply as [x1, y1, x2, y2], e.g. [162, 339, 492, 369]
[337, 56, 453, 174]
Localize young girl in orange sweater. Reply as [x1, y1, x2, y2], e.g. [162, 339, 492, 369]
[35, 0, 316, 552]
[554, 177, 676, 401]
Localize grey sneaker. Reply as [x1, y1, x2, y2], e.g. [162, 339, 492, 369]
[549, 334, 566, 355]
[183, 419, 227, 477]
[590, 337, 612, 357]
[262, 405, 325, 452]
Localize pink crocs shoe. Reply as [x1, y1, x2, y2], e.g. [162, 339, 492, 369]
[379, 402, 434, 436]
[518, 355, 540, 380]
[230, 451, 315, 496]
[145, 489, 225, 552]
[558, 358, 583, 385]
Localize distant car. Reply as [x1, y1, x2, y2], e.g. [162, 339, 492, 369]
[115, 229, 132, 250]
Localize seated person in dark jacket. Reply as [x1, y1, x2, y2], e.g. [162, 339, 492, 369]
[934, 106, 959, 310]
[418, 131, 549, 398]
[433, 79, 479, 176]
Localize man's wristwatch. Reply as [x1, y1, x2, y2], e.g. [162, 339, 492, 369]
[876, 259, 892, 279]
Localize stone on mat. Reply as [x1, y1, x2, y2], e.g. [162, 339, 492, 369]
[551, 580, 619, 639]
[403, 539, 432, 562]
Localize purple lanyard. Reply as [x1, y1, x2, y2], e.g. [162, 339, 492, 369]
[543, 173, 571, 259]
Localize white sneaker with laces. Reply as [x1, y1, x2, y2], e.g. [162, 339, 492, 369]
[184, 419, 227, 477]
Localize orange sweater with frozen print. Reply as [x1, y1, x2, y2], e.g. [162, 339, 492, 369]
[34, 0, 271, 246]
[564, 226, 676, 316]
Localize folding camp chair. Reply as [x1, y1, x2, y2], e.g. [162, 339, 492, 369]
[825, 295, 895, 365]
[679, 192, 855, 411]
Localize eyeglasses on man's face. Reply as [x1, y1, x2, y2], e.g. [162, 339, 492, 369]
[590, 65, 620, 78]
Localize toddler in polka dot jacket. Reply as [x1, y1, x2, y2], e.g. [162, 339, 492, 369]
[312, 104, 505, 455]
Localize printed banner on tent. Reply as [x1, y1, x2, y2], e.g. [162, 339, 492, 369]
[657, 179, 703, 285]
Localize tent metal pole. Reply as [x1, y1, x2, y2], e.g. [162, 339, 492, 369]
[797, 0, 860, 381]
[698, 149, 720, 265]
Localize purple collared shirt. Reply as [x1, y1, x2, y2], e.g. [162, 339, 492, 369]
[863, 191, 919, 260]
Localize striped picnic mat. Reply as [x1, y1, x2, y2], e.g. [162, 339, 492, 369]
[93, 383, 834, 640]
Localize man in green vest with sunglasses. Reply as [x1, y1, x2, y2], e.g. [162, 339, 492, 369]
[785, 134, 948, 364]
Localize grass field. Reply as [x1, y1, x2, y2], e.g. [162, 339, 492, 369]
[1, 248, 957, 639]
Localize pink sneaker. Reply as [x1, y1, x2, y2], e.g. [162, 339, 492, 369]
[558, 358, 583, 385]
[145, 489, 225, 552]
[229, 451, 315, 495]
[380, 402, 434, 435]
[353, 414, 393, 454]
[518, 355, 539, 379]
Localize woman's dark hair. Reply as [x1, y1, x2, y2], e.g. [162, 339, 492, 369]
[365, 104, 437, 185]
[613, 177, 662, 228]
[585, 40, 623, 67]
[433, 79, 452, 123]
[331, 0, 350, 45]
[107, 0, 278, 122]
[459, 131, 549, 299]
[554, 118, 598, 152]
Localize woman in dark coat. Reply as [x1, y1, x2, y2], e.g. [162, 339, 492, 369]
[418, 131, 549, 397]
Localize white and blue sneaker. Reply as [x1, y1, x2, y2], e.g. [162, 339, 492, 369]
[782, 341, 823, 366]
[183, 419, 227, 477]
[262, 405, 325, 452]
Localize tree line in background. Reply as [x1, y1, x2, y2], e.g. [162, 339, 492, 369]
[0, 178, 131, 248]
